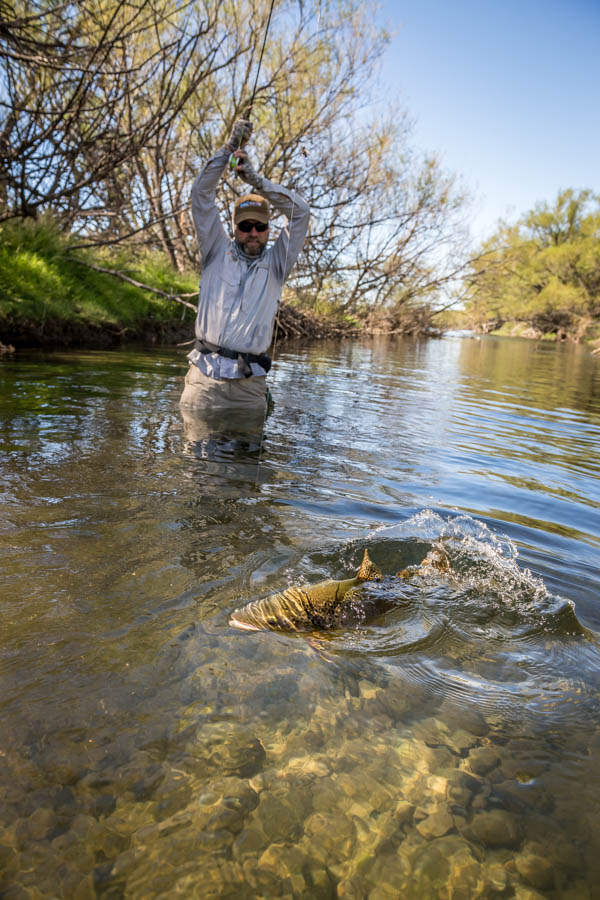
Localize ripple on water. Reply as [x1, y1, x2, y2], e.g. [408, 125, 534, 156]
[288, 512, 600, 731]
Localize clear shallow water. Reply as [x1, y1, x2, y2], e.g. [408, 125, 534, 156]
[1, 335, 599, 898]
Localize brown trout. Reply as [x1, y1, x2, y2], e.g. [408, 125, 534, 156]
[229, 549, 381, 633]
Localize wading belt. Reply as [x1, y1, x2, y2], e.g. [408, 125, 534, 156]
[194, 339, 271, 378]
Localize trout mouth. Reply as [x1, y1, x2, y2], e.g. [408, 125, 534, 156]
[229, 614, 261, 632]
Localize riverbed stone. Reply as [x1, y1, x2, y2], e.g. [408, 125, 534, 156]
[447, 728, 479, 756]
[312, 777, 344, 813]
[499, 743, 547, 782]
[197, 777, 259, 831]
[337, 873, 366, 899]
[286, 754, 331, 778]
[416, 810, 454, 840]
[447, 768, 482, 808]
[231, 823, 269, 859]
[181, 728, 266, 779]
[304, 811, 356, 864]
[258, 842, 310, 886]
[413, 716, 449, 747]
[23, 807, 57, 841]
[437, 701, 489, 737]
[171, 858, 247, 899]
[254, 791, 304, 843]
[371, 683, 415, 721]
[515, 849, 555, 890]
[394, 799, 415, 826]
[152, 767, 192, 818]
[361, 853, 411, 896]
[490, 778, 552, 816]
[334, 770, 394, 813]
[468, 745, 500, 776]
[512, 888, 548, 900]
[483, 861, 508, 892]
[104, 800, 157, 837]
[408, 835, 485, 898]
[468, 809, 522, 848]
[432, 745, 460, 770]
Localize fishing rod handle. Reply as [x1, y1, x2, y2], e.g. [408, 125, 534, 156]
[227, 117, 252, 174]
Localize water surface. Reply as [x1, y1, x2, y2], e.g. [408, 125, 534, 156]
[1, 335, 599, 898]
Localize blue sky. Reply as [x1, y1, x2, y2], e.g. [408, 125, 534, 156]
[375, 0, 600, 241]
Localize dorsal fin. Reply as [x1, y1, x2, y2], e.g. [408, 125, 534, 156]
[357, 548, 381, 581]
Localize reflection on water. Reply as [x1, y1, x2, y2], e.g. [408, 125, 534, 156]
[180, 404, 268, 496]
[1, 337, 599, 897]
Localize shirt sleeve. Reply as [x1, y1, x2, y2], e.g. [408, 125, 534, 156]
[252, 176, 310, 281]
[190, 146, 231, 264]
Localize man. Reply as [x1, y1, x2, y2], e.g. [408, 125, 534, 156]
[180, 119, 310, 413]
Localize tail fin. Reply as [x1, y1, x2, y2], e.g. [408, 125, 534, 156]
[357, 549, 381, 581]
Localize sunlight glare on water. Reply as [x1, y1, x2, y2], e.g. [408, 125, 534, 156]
[0, 335, 599, 897]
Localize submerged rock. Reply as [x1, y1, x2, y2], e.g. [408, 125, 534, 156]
[468, 745, 500, 776]
[416, 810, 455, 839]
[468, 809, 522, 848]
[515, 849, 555, 890]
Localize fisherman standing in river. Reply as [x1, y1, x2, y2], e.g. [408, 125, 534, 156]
[179, 118, 310, 414]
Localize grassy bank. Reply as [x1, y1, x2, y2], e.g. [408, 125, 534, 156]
[0, 220, 198, 349]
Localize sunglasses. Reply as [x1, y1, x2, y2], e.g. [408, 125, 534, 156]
[237, 220, 269, 233]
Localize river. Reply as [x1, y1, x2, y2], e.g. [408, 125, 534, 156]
[1, 334, 599, 898]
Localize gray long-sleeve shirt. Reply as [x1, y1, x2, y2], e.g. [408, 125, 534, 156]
[187, 145, 310, 378]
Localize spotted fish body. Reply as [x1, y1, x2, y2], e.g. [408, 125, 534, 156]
[229, 550, 381, 633]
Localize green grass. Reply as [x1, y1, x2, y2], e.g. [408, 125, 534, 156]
[0, 219, 198, 340]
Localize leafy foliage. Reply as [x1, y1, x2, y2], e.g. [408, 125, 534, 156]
[464, 190, 600, 341]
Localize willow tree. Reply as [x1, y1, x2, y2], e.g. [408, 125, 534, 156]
[75, 0, 396, 268]
[0, 0, 240, 223]
[464, 190, 600, 340]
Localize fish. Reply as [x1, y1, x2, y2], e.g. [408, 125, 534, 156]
[229, 549, 382, 633]
[396, 540, 452, 579]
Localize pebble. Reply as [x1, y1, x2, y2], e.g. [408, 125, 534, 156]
[468, 745, 500, 776]
[515, 850, 555, 890]
[416, 810, 454, 839]
[468, 809, 522, 848]
[1, 643, 594, 900]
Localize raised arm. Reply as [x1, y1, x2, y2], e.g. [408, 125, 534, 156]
[190, 147, 230, 264]
[259, 178, 310, 281]
[191, 120, 253, 264]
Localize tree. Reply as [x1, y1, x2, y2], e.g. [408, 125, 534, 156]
[0, 0, 241, 223]
[464, 190, 600, 340]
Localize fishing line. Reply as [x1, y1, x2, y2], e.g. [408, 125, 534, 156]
[256, 191, 295, 470]
[247, 0, 277, 117]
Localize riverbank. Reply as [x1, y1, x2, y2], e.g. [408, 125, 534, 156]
[0, 220, 199, 349]
[440, 307, 600, 351]
[0, 220, 361, 351]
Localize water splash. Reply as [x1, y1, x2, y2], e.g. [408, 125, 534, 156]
[312, 512, 600, 728]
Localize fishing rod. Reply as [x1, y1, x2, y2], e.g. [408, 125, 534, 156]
[229, 0, 277, 172]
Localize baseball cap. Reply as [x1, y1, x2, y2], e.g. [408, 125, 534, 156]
[233, 194, 270, 226]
